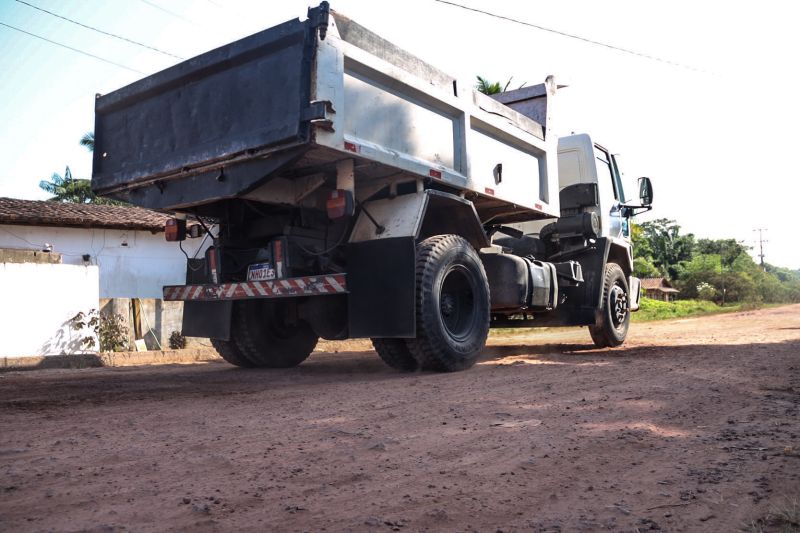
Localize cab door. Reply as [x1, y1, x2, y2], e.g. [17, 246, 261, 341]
[594, 145, 628, 239]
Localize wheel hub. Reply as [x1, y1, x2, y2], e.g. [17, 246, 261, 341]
[610, 285, 628, 328]
[440, 293, 456, 317]
[438, 266, 476, 341]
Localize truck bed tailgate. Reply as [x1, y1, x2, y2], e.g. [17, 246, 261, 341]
[92, 16, 316, 194]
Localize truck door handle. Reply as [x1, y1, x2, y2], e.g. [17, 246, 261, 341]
[493, 163, 502, 185]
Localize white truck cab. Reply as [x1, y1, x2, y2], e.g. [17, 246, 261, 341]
[558, 134, 628, 241]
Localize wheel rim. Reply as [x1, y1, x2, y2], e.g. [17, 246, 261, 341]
[439, 265, 477, 342]
[609, 283, 628, 329]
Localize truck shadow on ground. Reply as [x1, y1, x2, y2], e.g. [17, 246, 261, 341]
[479, 338, 800, 364]
[0, 339, 797, 412]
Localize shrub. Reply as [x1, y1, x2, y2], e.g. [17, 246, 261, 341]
[696, 282, 716, 301]
[633, 298, 730, 322]
[169, 330, 187, 350]
[71, 309, 130, 352]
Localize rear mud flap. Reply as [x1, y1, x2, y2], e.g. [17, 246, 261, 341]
[182, 300, 233, 340]
[346, 237, 416, 338]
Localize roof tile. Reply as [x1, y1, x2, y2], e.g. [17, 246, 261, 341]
[0, 197, 170, 232]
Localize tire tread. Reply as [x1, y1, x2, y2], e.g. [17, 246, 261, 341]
[371, 338, 418, 372]
[589, 262, 629, 348]
[405, 235, 490, 372]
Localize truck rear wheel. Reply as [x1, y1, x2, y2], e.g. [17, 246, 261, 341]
[210, 338, 254, 368]
[371, 338, 419, 372]
[231, 300, 318, 368]
[589, 262, 630, 348]
[406, 235, 490, 372]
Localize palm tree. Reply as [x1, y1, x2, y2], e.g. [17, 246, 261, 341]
[476, 76, 521, 95]
[38, 133, 126, 205]
[80, 131, 94, 152]
[39, 166, 95, 203]
[476, 76, 502, 95]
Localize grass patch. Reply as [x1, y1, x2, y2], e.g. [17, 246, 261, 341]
[632, 297, 744, 322]
[742, 496, 800, 532]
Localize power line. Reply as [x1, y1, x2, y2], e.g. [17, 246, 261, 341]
[0, 21, 145, 74]
[14, 0, 184, 60]
[433, 0, 706, 73]
[139, 0, 199, 26]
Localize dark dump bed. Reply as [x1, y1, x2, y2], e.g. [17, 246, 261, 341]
[92, 6, 329, 197]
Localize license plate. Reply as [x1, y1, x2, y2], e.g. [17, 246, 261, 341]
[247, 262, 276, 281]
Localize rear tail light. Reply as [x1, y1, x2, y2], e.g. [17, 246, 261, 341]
[273, 238, 285, 278]
[165, 218, 186, 241]
[326, 189, 354, 219]
[207, 247, 219, 284]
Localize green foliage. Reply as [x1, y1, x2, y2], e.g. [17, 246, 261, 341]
[476, 76, 504, 95]
[71, 309, 130, 352]
[80, 131, 94, 152]
[696, 282, 717, 301]
[632, 297, 738, 322]
[633, 256, 660, 278]
[39, 167, 95, 203]
[638, 219, 694, 279]
[632, 219, 798, 305]
[474, 75, 524, 95]
[631, 223, 654, 258]
[695, 238, 749, 268]
[38, 133, 127, 205]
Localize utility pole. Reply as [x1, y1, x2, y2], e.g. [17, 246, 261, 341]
[753, 228, 768, 270]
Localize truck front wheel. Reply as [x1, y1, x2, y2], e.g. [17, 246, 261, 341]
[230, 300, 318, 368]
[589, 262, 630, 348]
[406, 235, 490, 372]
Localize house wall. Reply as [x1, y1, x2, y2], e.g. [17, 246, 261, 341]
[0, 224, 209, 298]
[99, 298, 199, 351]
[0, 262, 99, 357]
[644, 288, 673, 302]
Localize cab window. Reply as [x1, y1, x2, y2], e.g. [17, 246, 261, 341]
[610, 154, 626, 203]
[594, 146, 615, 198]
[594, 146, 625, 202]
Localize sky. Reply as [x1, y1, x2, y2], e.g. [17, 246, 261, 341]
[0, 0, 798, 269]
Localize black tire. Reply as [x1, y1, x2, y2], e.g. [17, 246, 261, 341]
[231, 300, 319, 368]
[371, 338, 419, 372]
[405, 235, 490, 372]
[589, 262, 630, 348]
[210, 338, 254, 368]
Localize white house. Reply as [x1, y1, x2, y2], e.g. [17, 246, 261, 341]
[0, 197, 209, 356]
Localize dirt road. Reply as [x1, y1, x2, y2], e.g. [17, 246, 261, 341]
[1, 305, 798, 532]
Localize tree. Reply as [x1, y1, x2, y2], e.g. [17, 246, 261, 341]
[79, 131, 94, 152]
[633, 257, 660, 278]
[631, 222, 660, 277]
[639, 219, 695, 279]
[39, 167, 95, 203]
[474, 76, 524, 95]
[694, 238, 748, 268]
[476, 76, 503, 95]
[39, 133, 126, 205]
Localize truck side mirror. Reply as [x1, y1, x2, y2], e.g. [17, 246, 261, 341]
[638, 177, 653, 206]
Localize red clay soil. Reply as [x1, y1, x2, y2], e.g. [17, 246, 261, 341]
[1, 305, 798, 532]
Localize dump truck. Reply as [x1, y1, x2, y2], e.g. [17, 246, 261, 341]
[91, 2, 653, 372]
